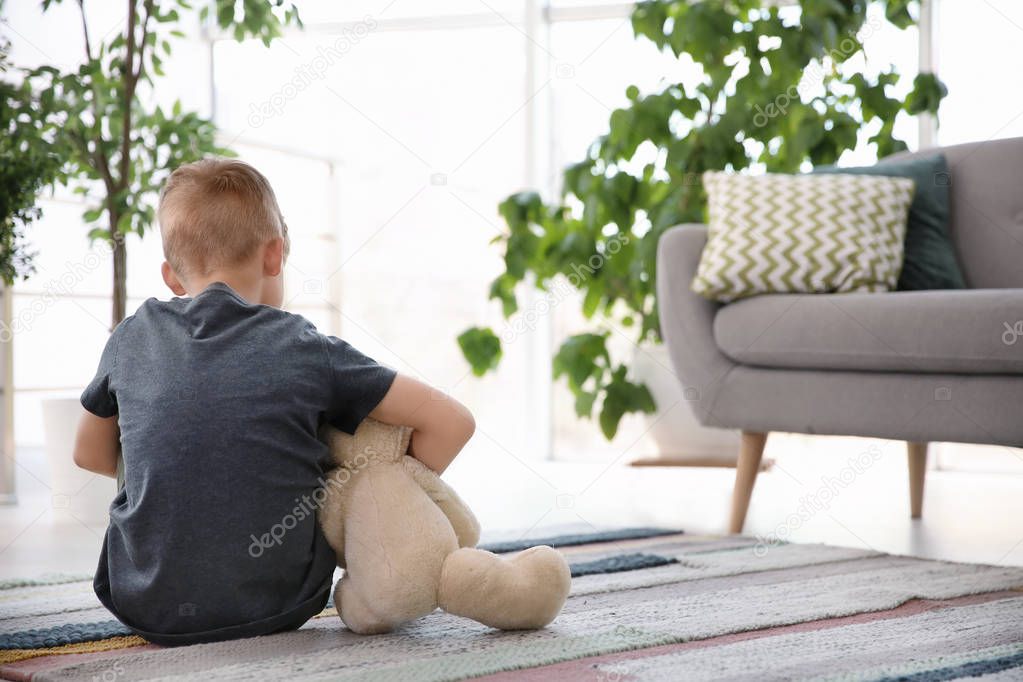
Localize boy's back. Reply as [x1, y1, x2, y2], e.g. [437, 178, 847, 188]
[74, 158, 473, 645]
[84, 282, 394, 644]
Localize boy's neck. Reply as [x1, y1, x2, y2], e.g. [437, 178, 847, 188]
[186, 271, 265, 306]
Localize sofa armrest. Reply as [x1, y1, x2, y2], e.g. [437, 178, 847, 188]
[656, 224, 736, 425]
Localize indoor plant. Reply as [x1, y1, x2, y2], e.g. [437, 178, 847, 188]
[21, 0, 301, 521]
[33, 0, 301, 329]
[458, 0, 946, 449]
[0, 40, 66, 500]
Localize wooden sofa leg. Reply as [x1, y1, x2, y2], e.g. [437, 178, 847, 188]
[729, 432, 768, 534]
[907, 442, 928, 519]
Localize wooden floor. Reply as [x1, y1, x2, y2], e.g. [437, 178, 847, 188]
[1, 434, 1022, 579]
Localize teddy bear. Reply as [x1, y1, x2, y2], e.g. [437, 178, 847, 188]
[318, 418, 572, 634]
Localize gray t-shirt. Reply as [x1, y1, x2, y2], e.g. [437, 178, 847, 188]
[81, 282, 396, 645]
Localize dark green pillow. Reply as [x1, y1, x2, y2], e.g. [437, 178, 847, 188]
[813, 154, 965, 290]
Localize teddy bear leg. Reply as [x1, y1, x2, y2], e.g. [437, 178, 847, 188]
[400, 457, 481, 548]
[333, 575, 405, 635]
[333, 542, 446, 636]
[437, 545, 571, 630]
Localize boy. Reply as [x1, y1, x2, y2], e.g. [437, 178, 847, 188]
[73, 159, 475, 645]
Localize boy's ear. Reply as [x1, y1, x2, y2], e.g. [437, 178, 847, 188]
[263, 237, 284, 277]
[161, 262, 187, 296]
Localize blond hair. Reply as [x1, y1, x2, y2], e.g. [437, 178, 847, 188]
[158, 158, 290, 277]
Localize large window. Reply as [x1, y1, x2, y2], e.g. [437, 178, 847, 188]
[3, 1, 1018, 461]
[934, 0, 1023, 146]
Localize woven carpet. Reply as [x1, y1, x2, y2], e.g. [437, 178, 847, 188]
[2, 528, 1022, 681]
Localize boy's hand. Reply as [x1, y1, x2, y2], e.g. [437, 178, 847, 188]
[73, 412, 120, 478]
[369, 374, 474, 474]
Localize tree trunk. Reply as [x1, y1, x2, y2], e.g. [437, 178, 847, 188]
[111, 232, 127, 329]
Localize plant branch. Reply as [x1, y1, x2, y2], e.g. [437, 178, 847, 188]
[117, 0, 139, 196]
[71, 1, 115, 210]
[77, 0, 94, 61]
[77, 0, 111, 194]
[77, 136, 117, 218]
[133, 0, 154, 83]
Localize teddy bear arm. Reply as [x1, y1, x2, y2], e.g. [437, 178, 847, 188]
[401, 456, 481, 548]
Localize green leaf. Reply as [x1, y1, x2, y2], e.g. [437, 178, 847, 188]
[82, 207, 104, 222]
[488, 273, 519, 318]
[885, 0, 916, 30]
[632, 1, 669, 49]
[574, 390, 597, 418]
[553, 333, 609, 390]
[581, 279, 604, 318]
[598, 366, 656, 439]
[905, 72, 948, 115]
[457, 327, 503, 377]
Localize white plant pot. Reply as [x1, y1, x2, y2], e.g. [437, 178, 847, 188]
[631, 344, 741, 465]
[42, 397, 115, 526]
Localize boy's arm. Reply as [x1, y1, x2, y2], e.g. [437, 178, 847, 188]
[369, 374, 474, 474]
[73, 413, 120, 478]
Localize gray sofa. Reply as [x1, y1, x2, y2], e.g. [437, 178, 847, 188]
[656, 137, 1023, 533]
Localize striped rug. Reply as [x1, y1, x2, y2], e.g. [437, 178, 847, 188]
[1, 529, 1021, 681]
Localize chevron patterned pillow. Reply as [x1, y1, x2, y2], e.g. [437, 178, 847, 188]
[692, 171, 916, 302]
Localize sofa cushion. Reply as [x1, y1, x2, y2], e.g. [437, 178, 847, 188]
[713, 289, 1023, 374]
[812, 153, 967, 291]
[692, 171, 916, 302]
